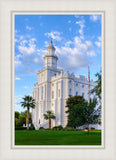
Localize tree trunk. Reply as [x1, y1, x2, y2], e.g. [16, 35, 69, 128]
[87, 124, 89, 134]
[27, 107, 29, 130]
[48, 119, 51, 128]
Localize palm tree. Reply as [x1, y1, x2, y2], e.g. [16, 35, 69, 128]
[21, 95, 35, 130]
[44, 110, 56, 128]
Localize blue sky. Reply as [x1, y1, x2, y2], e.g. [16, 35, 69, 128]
[15, 14, 101, 112]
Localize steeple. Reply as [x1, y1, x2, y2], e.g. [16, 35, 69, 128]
[47, 39, 55, 55]
[44, 40, 58, 69]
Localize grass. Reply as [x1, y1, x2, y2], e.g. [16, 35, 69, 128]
[15, 130, 101, 145]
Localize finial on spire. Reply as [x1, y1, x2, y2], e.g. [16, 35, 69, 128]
[50, 36, 53, 44]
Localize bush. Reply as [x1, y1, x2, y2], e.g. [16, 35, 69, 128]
[57, 125, 63, 130]
[84, 127, 89, 130]
[15, 126, 27, 130]
[39, 127, 45, 130]
[52, 125, 63, 130]
[52, 126, 57, 130]
[30, 123, 35, 130]
[45, 128, 52, 130]
[63, 126, 75, 131]
[91, 127, 95, 130]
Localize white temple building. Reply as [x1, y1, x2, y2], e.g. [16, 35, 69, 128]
[32, 40, 99, 129]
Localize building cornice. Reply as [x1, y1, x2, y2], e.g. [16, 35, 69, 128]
[43, 54, 58, 60]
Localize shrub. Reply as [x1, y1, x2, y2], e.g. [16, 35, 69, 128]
[45, 128, 52, 130]
[39, 127, 45, 130]
[84, 127, 89, 130]
[30, 123, 35, 130]
[57, 125, 63, 130]
[91, 127, 95, 130]
[52, 126, 57, 130]
[15, 126, 27, 130]
[52, 125, 63, 130]
[63, 126, 75, 131]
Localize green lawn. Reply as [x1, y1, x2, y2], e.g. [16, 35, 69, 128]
[15, 130, 101, 145]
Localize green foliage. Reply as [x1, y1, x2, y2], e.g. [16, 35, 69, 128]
[66, 95, 101, 130]
[90, 70, 101, 100]
[63, 126, 76, 131]
[66, 95, 87, 128]
[91, 127, 95, 130]
[39, 127, 45, 130]
[15, 127, 27, 130]
[82, 98, 100, 128]
[17, 114, 26, 126]
[44, 110, 56, 120]
[21, 95, 36, 109]
[57, 125, 63, 130]
[15, 111, 20, 119]
[15, 111, 32, 128]
[30, 123, 35, 130]
[52, 125, 63, 130]
[45, 128, 52, 130]
[44, 110, 56, 128]
[52, 126, 58, 130]
[20, 95, 35, 130]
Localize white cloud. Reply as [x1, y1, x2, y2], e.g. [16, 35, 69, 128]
[15, 32, 96, 76]
[26, 25, 33, 31]
[95, 36, 101, 48]
[87, 51, 96, 56]
[95, 42, 101, 48]
[90, 15, 100, 22]
[55, 36, 95, 71]
[64, 41, 73, 47]
[15, 59, 22, 66]
[45, 31, 61, 41]
[17, 38, 36, 55]
[68, 20, 71, 23]
[15, 77, 21, 80]
[75, 19, 85, 38]
[74, 15, 79, 18]
[15, 35, 45, 75]
[44, 41, 49, 47]
[23, 86, 28, 89]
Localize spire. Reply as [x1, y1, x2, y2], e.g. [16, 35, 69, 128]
[47, 39, 55, 55]
[44, 39, 58, 68]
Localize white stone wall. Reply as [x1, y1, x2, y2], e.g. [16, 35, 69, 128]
[32, 68, 98, 129]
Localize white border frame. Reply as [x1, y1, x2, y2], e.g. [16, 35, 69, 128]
[0, 0, 116, 160]
[11, 11, 104, 149]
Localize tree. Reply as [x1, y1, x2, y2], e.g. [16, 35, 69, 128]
[15, 111, 20, 119]
[44, 110, 56, 128]
[65, 95, 87, 128]
[20, 95, 35, 130]
[90, 70, 102, 121]
[65, 96, 101, 132]
[15, 111, 32, 128]
[82, 98, 101, 133]
[91, 70, 101, 100]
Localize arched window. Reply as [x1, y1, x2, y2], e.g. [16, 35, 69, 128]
[69, 89, 71, 95]
[76, 83, 78, 86]
[58, 89, 60, 97]
[82, 92, 84, 98]
[45, 85, 46, 99]
[82, 84, 84, 88]
[41, 86, 43, 100]
[76, 91, 78, 96]
[52, 91, 54, 99]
